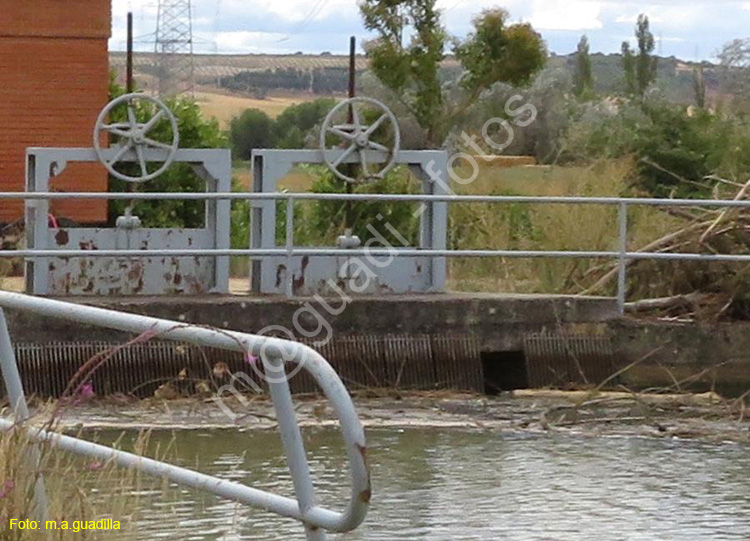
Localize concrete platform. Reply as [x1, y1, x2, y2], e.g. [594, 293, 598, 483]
[4, 292, 619, 349]
[2, 287, 748, 397]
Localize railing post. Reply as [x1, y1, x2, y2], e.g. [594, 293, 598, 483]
[617, 202, 628, 315]
[0, 309, 50, 527]
[285, 197, 295, 298]
[265, 353, 327, 540]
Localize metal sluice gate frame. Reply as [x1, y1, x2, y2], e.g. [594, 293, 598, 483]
[0, 292, 370, 541]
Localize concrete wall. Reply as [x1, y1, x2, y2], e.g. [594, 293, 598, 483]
[0, 0, 111, 223]
[610, 319, 750, 396]
[2, 294, 619, 346]
[3, 292, 748, 396]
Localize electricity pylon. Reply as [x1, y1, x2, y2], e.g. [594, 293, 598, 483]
[154, 0, 195, 97]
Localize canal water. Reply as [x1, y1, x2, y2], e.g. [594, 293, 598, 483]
[95, 428, 750, 540]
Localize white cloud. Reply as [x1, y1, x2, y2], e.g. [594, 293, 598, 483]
[215, 31, 290, 54]
[217, 0, 355, 24]
[529, 0, 603, 31]
[611, 4, 705, 29]
[108, 0, 750, 61]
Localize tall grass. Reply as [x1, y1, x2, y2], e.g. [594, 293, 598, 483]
[448, 159, 682, 294]
[228, 159, 684, 296]
[0, 419, 174, 539]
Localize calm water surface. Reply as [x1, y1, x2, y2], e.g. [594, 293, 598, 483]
[93, 428, 750, 540]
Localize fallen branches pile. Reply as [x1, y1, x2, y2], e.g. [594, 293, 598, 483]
[582, 168, 750, 321]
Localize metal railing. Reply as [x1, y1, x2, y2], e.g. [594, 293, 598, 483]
[0, 291, 370, 541]
[10, 191, 750, 313]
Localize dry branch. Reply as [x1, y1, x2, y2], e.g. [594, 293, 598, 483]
[581, 220, 713, 295]
[624, 292, 708, 313]
[700, 176, 750, 243]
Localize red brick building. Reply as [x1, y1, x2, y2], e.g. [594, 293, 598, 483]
[0, 0, 111, 224]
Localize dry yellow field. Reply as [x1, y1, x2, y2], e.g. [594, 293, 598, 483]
[195, 91, 319, 127]
[232, 166, 314, 191]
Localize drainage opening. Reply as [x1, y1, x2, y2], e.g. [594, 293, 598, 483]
[481, 351, 529, 395]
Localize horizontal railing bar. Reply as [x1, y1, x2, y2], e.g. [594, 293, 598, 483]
[1, 248, 750, 262]
[10, 191, 750, 208]
[0, 416, 333, 525]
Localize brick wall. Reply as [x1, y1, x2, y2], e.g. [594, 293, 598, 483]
[0, 0, 111, 223]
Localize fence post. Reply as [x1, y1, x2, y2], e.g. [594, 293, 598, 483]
[617, 202, 628, 315]
[265, 353, 327, 540]
[0, 309, 51, 527]
[285, 196, 295, 298]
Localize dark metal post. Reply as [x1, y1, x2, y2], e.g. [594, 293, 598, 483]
[348, 36, 356, 100]
[344, 36, 357, 230]
[126, 12, 137, 204]
[127, 12, 135, 93]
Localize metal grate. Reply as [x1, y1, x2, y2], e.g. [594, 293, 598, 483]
[13, 341, 252, 399]
[524, 333, 616, 389]
[8, 334, 483, 399]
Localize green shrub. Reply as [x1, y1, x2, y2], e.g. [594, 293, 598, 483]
[303, 167, 420, 247]
[561, 99, 750, 199]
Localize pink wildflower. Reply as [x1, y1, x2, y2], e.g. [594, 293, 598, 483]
[0, 480, 15, 499]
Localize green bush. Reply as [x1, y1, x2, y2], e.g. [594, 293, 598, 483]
[561, 99, 750, 199]
[303, 167, 421, 247]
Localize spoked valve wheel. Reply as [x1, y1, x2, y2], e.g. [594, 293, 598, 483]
[320, 97, 401, 184]
[93, 93, 180, 183]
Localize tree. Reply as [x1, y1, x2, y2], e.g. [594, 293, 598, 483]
[573, 35, 594, 98]
[273, 98, 336, 148]
[361, 0, 446, 144]
[621, 41, 637, 95]
[361, 4, 546, 145]
[455, 9, 547, 96]
[621, 14, 657, 97]
[693, 67, 706, 109]
[718, 38, 750, 109]
[229, 109, 274, 160]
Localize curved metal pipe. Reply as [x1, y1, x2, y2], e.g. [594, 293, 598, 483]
[0, 291, 369, 534]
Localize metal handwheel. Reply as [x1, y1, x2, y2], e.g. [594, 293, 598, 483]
[320, 97, 401, 184]
[93, 93, 180, 183]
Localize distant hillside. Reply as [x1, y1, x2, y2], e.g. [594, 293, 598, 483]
[110, 51, 720, 105]
[109, 52, 371, 93]
[548, 53, 720, 104]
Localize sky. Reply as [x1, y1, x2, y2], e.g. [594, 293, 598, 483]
[110, 0, 750, 62]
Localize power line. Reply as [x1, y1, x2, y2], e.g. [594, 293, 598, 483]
[445, 0, 467, 13]
[278, 0, 329, 42]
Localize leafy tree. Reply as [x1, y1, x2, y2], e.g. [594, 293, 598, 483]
[306, 167, 420, 246]
[621, 42, 637, 95]
[229, 109, 274, 160]
[455, 9, 546, 94]
[635, 15, 658, 94]
[573, 35, 594, 98]
[621, 14, 657, 97]
[693, 67, 706, 109]
[361, 4, 546, 145]
[361, 0, 446, 144]
[718, 38, 750, 112]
